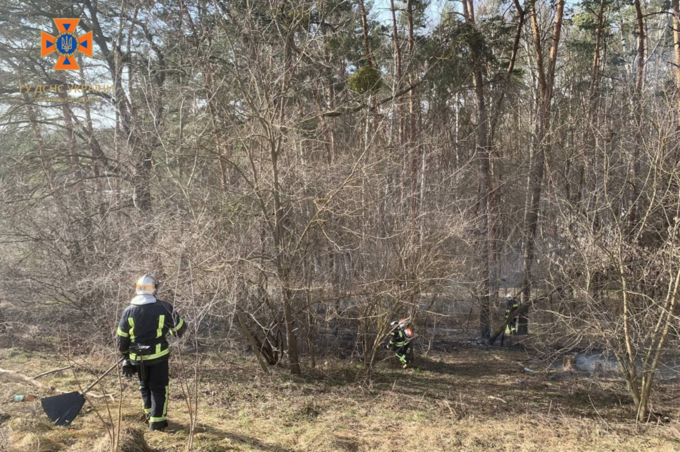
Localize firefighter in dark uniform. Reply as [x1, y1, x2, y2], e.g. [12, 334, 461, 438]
[385, 319, 416, 369]
[505, 293, 519, 335]
[116, 275, 187, 431]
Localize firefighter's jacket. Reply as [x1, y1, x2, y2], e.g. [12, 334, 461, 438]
[505, 298, 519, 334]
[116, 295, 186, 364]
[389, 328, 410, 348]
[505, 299, 519, 318]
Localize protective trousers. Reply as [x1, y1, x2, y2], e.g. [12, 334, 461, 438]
[138, 359, 169, 424]
[395, 342, 410, 365]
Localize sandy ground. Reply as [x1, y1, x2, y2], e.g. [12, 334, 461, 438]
[1, 345, 680, 451]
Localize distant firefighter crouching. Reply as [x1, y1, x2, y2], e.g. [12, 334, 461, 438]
[384, 319, 416, 369]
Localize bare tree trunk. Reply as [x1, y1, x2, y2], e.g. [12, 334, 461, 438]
[205, 70, 229, 189]
[357, 0, 376, 153]
[57, 90, 79, 170]
[577, 0, 607, 212]
[475, 73, 491, 339]
[236, 311, 270, 374]
[407, 0, 416, 144]
[78, 62, 106, 185]
[617, 260, 641, 408]
[390, 0, 404, 144]
[462, 0, 491, 338]
[673, 0, 680, 126]
[489, 0, 525, 141]
[407, 0, 420, 221]
[180, 0, 228, 188]
[589, 0, 607, 98]
[487, 0, 526, 330]
[629, 0, 646, 230]
[358, 0, 372, 68]
[273, 28, 302, 376]
[20, 85, 53, 190]
[320, 29, 336, 165]
[522, 0, 566, 304]
[271, 140, 300, 375]
[638, 260, 680, 420]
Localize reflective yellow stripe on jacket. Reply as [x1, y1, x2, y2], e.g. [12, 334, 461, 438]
[129, 347, 169, 362]
[156, 315, 165, 338]
[128, 318, 135, 342]
[169, 318, 184, 335]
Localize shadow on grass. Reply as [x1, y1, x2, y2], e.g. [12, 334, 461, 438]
[199, 350, 641, 424]
[220, 431, 296, 452]
[176, 422, 297, 452]
[370, 355, 637, 422]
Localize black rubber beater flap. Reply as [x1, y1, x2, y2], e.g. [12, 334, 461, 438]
[41, 391, 86, 426]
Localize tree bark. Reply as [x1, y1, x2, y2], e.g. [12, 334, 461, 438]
[463, 0, 491, 338]
[390, 0, 404, 144]
[272, 26, 302, 376]
[236, 311, 270, 374]
[357, 0, 372, 67]
[522, 0, 566, 304]
[20, 86, 53, 190]
[357, 0, 377, 155]
[673, 0, 680, 126]
[629, 0, 646, 230]
[407, 0, 420, 220]
[488, 0, 526, 329]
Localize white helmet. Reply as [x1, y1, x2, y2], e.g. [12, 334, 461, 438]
[506, 293, 513, 299]
[136, 274, 158, 295]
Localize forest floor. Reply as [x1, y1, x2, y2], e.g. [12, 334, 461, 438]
[1, 343, 680, 452]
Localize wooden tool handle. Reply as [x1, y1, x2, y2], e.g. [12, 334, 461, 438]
[82, 357, 124, 395]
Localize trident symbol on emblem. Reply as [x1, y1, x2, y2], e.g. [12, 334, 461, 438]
[61, 35, 73, 53]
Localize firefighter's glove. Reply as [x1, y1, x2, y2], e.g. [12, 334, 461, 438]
[122, 359, 137, 378]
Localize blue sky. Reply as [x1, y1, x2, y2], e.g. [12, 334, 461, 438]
[373, 0, 447, 31]
[372, 0, 581, 30]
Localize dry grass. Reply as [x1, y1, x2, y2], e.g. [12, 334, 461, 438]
[93, 428, 154, 452]
[1, 345, 679, 451]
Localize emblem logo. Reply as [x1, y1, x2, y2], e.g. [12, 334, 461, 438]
[41, 19, 93, 70]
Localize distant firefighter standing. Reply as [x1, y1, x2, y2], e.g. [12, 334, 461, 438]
[505, 294, 519, 336]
